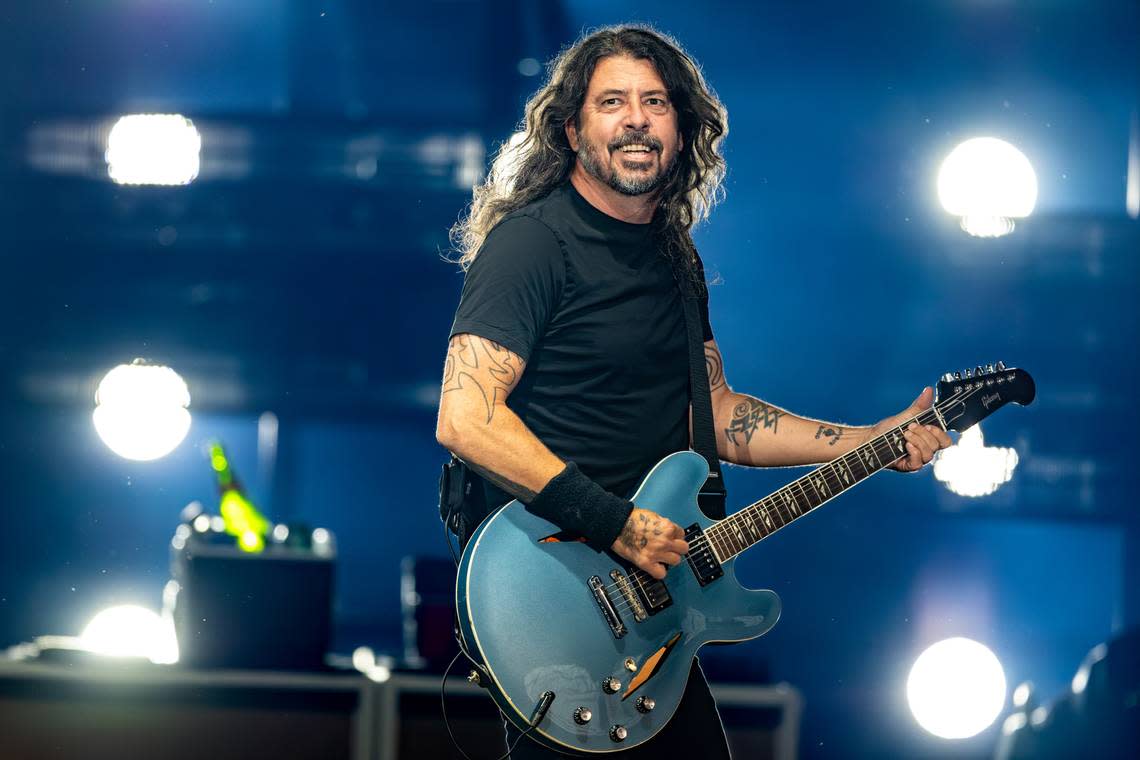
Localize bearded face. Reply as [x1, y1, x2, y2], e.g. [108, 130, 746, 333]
[566, 55, 684, 199]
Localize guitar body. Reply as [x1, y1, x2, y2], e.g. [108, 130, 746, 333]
[456, 451, 782, 753]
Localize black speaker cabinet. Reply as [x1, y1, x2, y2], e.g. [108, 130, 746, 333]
[172, 541, 334, 670]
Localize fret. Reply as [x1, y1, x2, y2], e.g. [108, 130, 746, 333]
[715, 524, 734, 558]
[846, 450, 870, 480]
[793, 479, 818, 511]
[810, 470, 833, 499]
[887, 428, 908, 459]
[833, 458, 856, 488]
[750, 503, 771, 532]
[801, 475, 823, 506]
[859, 442, 883, 471]
[731, 520, 746, 549]
[749, 507, 770, 539]
[779, 488, 800, 517]
[720, 524, 738, 558]
[770, 496, 788, 526]
[742, 513, 763, 542]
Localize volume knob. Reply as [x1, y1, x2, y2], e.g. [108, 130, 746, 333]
[610, 725, 628, 743]
[602, 677, 621, 694]
[636, 696, 656, 713]
[573, 707, 592, 725]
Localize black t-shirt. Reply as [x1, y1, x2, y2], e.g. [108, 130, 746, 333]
[449, 182, 713, 503]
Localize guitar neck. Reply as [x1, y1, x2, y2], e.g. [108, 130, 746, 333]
[704, 406, 946, 562]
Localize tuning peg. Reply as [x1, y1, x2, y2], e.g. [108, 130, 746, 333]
[996, 361, 1006, 371]
[954, 371, 962, 381]
[941, 373, 955, 383]
[985, 363, 995, 374]
[964, 368, 973, 379]
[974, 366, 984, 377]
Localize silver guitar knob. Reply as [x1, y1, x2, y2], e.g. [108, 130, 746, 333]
[636, 696, 655, 713]
[573, 707, 592, 725]
[602, 677, 621, 694]
[610, 725, 628, 743]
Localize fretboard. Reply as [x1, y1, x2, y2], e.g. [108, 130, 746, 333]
[702, 406, 945, 562]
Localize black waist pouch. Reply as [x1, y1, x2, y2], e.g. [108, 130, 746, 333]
[438, 456, 494, 549]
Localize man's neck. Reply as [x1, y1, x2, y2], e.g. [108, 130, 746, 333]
[569, 165, 657, 225]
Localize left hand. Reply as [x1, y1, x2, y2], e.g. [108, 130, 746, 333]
[867, 387, 953, 472]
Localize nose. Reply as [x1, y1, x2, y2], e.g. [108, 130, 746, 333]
[624, 100, 650, 131]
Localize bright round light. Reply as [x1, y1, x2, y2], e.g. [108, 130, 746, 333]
[907, 637, 1007, 739]
[938, 137, 1037, 237]
[106, 114, 201, 186]
[80, 604, 179, 664]
[933, 425, 1019, 498]
[92, 359, 191, 461]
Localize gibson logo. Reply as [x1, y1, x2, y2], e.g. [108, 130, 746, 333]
[981, 392, 1001, 409]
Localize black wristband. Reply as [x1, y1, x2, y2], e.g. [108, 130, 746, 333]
[526, 462, 633, 552]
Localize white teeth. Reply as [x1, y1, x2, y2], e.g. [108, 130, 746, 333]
[620, 145, 652, 153]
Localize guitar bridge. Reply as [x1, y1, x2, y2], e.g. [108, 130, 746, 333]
[588, 575, 627, 639]
[610, 569, 647, 622]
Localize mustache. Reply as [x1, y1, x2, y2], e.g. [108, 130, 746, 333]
[608, 132, 663, 152]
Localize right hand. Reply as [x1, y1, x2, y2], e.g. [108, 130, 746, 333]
[611, 508, 689, 580]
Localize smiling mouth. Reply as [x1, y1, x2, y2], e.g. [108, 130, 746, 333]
[615, 145, 656, 155]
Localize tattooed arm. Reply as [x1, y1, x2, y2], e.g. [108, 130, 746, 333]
[701, 339, 868, 467]
[701, 339, 951, 470]
[435, 333, 564, 501]
[437, 333, 689, 575]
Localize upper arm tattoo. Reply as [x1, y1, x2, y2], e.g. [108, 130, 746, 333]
[442, 334, 523, 424]
[724, 398, 784, 445]
[704, 341, 726, 393]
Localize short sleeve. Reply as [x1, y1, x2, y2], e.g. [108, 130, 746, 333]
[449, 215, 565, 361]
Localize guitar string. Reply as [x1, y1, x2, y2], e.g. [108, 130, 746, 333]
[600, 382, 993, 615]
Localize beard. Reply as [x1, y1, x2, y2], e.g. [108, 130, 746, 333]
[576, 131, 679, 196]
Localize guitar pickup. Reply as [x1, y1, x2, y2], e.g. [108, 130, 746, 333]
[588, 575, 627, 639]
[684, 524, 724, 587]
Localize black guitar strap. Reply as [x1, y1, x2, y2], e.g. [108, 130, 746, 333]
[676, 258, 728, 520]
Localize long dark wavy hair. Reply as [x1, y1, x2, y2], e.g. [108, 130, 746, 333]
[450, 25, 728, 290]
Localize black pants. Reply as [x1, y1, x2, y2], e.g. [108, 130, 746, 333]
[502, 660, 731, 759]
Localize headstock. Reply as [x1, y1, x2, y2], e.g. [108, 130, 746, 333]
[934, 362, 1035, 433]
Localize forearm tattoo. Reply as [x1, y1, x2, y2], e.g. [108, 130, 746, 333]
[705, 344, 726, 392]
[465, 460, 537, 503]
[441, 335, 519, 424]
[724, 398, 784, 445]
[815, 425, 845, 446]
[618, 511, 664, 551]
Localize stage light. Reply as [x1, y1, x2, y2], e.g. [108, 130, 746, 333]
[937, 137, 1036, 237]
[92, 359, 191, 461]
[106, 114, 201, 186]
[907, 637, 1007, 739]
[80, 604, 179, 664]
[1071, 642, 1107, 695]
[932, 424, 1018, 497]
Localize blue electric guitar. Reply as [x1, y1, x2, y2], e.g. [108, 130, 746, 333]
[456, 364, 1035, 753]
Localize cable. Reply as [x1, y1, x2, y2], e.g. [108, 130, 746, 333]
[443, 509, 460, 566]
[440, 650, 542, 760]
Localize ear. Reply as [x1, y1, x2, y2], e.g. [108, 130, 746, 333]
[565, 119, 579, 152]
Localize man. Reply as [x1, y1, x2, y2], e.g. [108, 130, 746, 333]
[436, 25, 951, 758]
